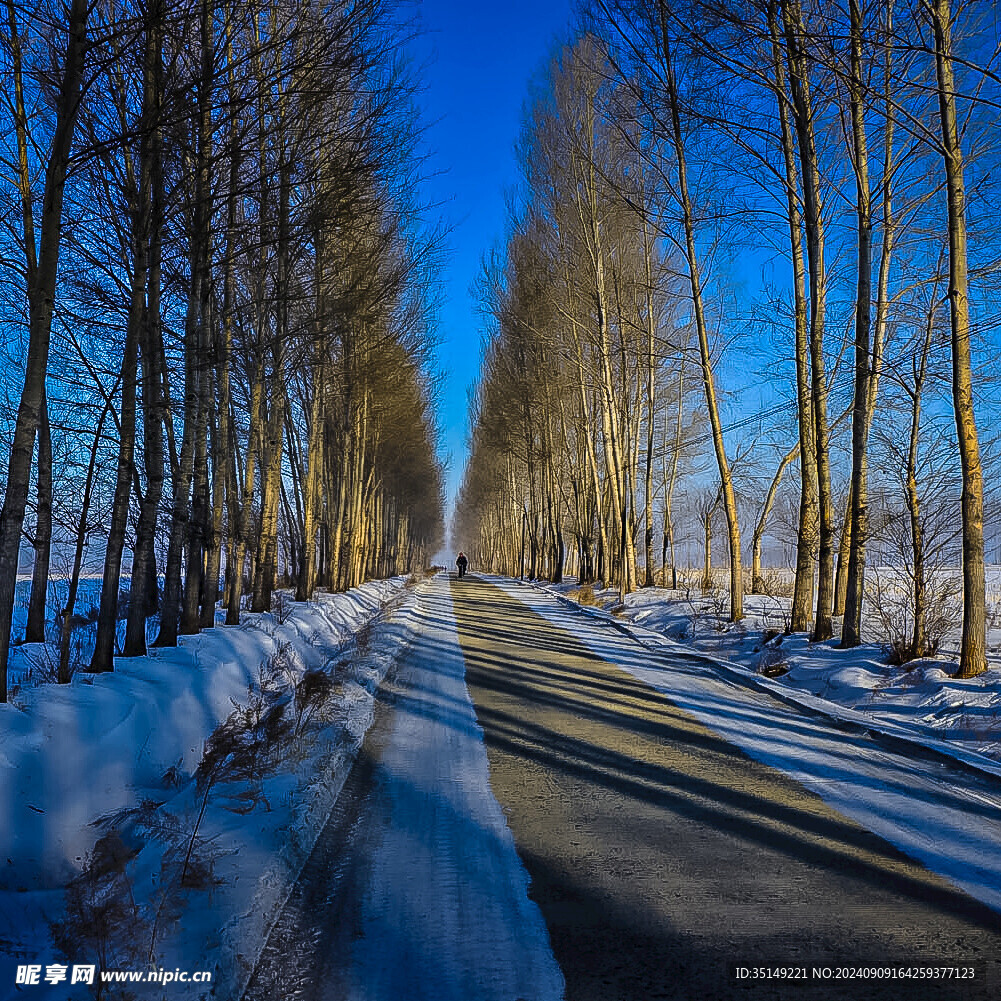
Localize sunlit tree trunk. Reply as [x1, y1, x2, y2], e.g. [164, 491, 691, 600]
[660, 1, 742, 619]
[782, 0, 833, 640]
[841, 0, 873, 648]
[929, 0, 986, 677]
[768, 0, 818, 632]
[641, 203, 658, 587]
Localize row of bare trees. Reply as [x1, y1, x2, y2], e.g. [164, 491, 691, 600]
[0, 0, 444, 701]
[454, 0, 999, 677]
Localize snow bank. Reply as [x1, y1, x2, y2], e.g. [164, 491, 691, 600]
[210, 587, 421, 1000]
[533, 577, 1001, 771]
[0, 579, 403, 890]
[0, 579, 410, 1000]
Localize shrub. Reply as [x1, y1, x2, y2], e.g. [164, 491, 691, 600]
[758, 568, 795, 599]
[271, 589, 293, 625]
[867, 569, 961, 665]
[51, 832, 149, 1000]
[757, 646, 789, 678]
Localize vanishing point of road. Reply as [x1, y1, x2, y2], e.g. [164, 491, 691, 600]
[246, 574, 1001, 1000]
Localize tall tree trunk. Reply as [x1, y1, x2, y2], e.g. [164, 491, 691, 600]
[227, 361, 264, 624]
[841, 0, 873, 648]
[782, 0, 833, 640]
[124, 1, 166, 657]
[660, 2, 743, 619]
[202, 301, 229, 630]
[0, 0, 88, 700]
[768, 0, 818, 632]
[154, 262, 202, 646]
[180, 0, 215, 636]
[157, 0, 215, 646]
[93, 33, 158, 671]
[578, 153, 631, 599]
[834, 488, 852, 616]
[662, 370, 684, 590]
[641, 200, 657, 587]
[252, 370, 286, 611]
[60, 400, 114, 682]
[25, 391, 52, 643]
[91, 245, 144, 672]
[702, 504, 714, 592]
[905, 296, 936, 660]
[252, 156, 291, 610]
[297, 360, 325, 601]
[181, 355, 211, 634]
[931, 0, 986, 677]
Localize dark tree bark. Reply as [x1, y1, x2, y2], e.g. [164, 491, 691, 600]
[60, 399, 114, 683]
[0, 0, 89, 700]
[25, 391, 52, 643]
[123, 7, 166, 656]
[90, 277, 142, 672]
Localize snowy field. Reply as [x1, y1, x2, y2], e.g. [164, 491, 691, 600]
[0, 577, 417, 1000]
[534, 568, 1001, 766]
[4, 569, 1001, 999]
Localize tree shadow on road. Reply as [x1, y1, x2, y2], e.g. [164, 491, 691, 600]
[450, 577, 1001, 1001]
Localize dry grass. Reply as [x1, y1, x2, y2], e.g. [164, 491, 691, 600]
[567, 583, 597, 606]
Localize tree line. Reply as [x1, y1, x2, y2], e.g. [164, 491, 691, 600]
[454, 0, 999, 677]
[0, 0, 444, 702]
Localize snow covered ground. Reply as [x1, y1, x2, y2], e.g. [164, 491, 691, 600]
[533, 571, 1001, 766]
[0, 577, 414, 1000]
[5, 569, 1001, 999]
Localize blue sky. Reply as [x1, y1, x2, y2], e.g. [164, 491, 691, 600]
[409, 0, 574, 523]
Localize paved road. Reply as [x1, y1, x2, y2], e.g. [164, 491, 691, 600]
[246, 574, 1001, 1000]
[243, 578, 562, 1001]
[451, 576, 1001, 1000]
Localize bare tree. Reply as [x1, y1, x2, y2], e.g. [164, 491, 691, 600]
[0, 0, 89, 700]
[925, 0, 987, 677]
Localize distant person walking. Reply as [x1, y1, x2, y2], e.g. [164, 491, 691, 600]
[456, 552, 468, 579]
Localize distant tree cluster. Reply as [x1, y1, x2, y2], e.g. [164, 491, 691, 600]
[0, 0, 444, 701]
[454, 0, 1000, 677]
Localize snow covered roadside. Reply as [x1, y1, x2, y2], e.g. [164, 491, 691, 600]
[529, 578, 1001, 771]
[315, 575, 565, 1001]
[495, 577, 1001, 916]
[180, 582, 423, 1001]
[0, 577, 416, 1000]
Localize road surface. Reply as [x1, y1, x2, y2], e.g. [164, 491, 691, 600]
[245, 574, 1001, 1000]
